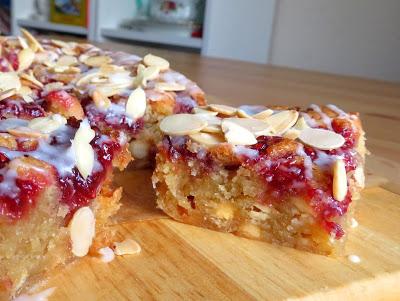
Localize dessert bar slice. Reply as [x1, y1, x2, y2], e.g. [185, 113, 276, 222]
[153, 104, 366, 255]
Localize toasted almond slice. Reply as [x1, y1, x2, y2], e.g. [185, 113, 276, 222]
[0, 88, 16, 101]
[92, 89, 111, 109]
[160, 114, 207, 136]
[129, 140, 150, 159]
[72, 120, 95, 179]
[0, 72, 21, 91]
[21, 94, 34, 103]
[299, 128, 345, 150]
[333, 159, 347, 202]
[7, 126, 47, 138]
[17, 48, 35, 71]
[140, 65, 160, 87]
[265, 110, 299, 135]
[28, 114, 67, 134]
[61, 47, 79, 56]
[18, 36, 28, 49]
[155, 82, 186, 92]
[84, 55, 113, 67]
[113, 239, 141, 255]
[76, 70, 101, 86]
[99, 64, 126, 74]
[193, 107, 218, 116]
[189, 132, 225, 146]
[126, 87, 147, 119]
[221, 119, 257, 145]
[293, 116, 310, 130]
[19, 72, 44, 88]
[18, 85, 33, 96]
[236, 109, 253, 118]
[283, 128, 301, 140]
[51, 39, 69, 48]
[20, 28, 44, 52]
[56, 55, 78, 67]
[197, 114, 222, 133]
[209, 104, 237, 116]
[143, 54, 170, 71]
[202, 124, 221, 133]
[225, 117, 271, 137]
[96, 86, 122, 98]
[252, 109, 274, 120]
[44, 82, 64, 92]
[69, 207, 95, 257]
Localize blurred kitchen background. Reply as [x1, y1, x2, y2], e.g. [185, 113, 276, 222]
[1, 0, 399, 82]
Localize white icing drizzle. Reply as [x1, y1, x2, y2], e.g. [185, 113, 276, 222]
[86, 102, 135, 126]
[296, 144, 313, 179]
[300, 112, 319, 128]
[309, 104, 333, 129]
[0, 168, 19, 197]
[237, 105, 268, 116]
[314, 150, 341, 169]
[326, 104, 348, 117]
[234, 145, 259, 159]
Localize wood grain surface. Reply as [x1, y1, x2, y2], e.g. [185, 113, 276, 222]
[36, 38, 400, 300]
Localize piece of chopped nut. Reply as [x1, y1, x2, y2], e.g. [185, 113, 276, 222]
[332, 159, 348, 202]
[69, 207, 96, 257]
[143, 53, 170, 71]
[113, 239, 141, 255]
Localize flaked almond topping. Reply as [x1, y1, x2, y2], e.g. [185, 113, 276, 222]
[17, 47, 35, 71]
[209, 104, 237, 116]
[99, 64, 126, 74]
[189, 132, 225, 146]
[28, 114, 67, 134]
[72, 120, 95, 179]
[84, 55, 112, 67]
[333, 159, 347, 202]
[143, 53, 170, 71]
[126, 87, 147, 119]
[193, 107, 218, 115]
[160, 114, 207, 136]
[52, 66, 81, 74]
[17, 36, 28, 49]
[252, 109, 274, 120]
[283, 128, 301, 140]
[129, 140, 150, 159]
[61, 47, 79, 56]
[197, 114, 222, 133]
[51, 39, 69, 48]
[44, 81, 64, 92]
[221, 119, 257, 145]
[294, 116, 310, 130]
[299, 128, 345, 150]
[7, 126, 47, 138]
[225, 117, 271, 137]
[76, 70, 102, 86]
[0, 88, 16, 101]
[0, 72, 21, 91]
[69, 206, 95, 257]
[236, 109, 253, 118]
[56, 55, 78, 67]
[265, 110, 299, 135]
[19, 72, 44, 88]
[113, 239, 141, 256]
[92, 89, 111, 109]
[20, 28, 44, 52]
[202, 124, 221, 133]
[137, 65, 160, 87]
[155, 82, 186, 92]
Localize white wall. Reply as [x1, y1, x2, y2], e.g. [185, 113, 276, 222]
[202, 0, 276, 64]
[270, 0, 400, 82]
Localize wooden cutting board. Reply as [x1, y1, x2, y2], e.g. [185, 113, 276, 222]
[28, 154, 399, 301]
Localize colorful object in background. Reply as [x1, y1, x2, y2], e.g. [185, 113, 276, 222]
[149, 0, 204, 25]
[0, 0, 10, 35]
[50, 0, 89, 27]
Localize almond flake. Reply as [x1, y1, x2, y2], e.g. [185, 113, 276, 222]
[252, 109, 274, 120]
[113, 239, 141, 256]
[189, 132, 225, 146]
[225, 117, 271, 137]
[20, 28, 44, 52]
[20, 72, 44, 88]
[129, 140, 150, 159]
[138, 65, 160, 87]
[84, 55, 112, 67]
[126, 87, 147, 119]
[0, 88, 16, 101]
[51, 39, 69, 48]
[221, 119, 257, 145]
[265, 110, 299, 135]
[160, 114, 207, 135]
[72, 120, 95, 179]
[283, 128, 301, 140]
[61, 47, 79, 56]
[28, 114, 67, 134]
[44, 82, 64, 92]
[333, 159, 347, 202]
[69, 206, 95, 257]
[17, 36, 28, 49]
[294, 116, 310, 130]
[92, 89, 111, 109]
[56, 55, 78, 67]
[17, 48, 35, 71]
[197, 114, 222, 133]
[202, 124, 221, 133]
[0, 72, 21, 91]
[143, 54, 170, 71]
[209, 104, 237, 116]
[155, 82, 186, 92]
[193, 107, 218, 116]
[7, 126, 47, 138]
[299, 128, 345, 150]
[236, 109, 253, 118]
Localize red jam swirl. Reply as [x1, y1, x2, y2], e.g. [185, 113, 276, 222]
[0, 99, 46, 120]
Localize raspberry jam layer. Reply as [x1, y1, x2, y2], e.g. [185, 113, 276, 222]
[0, 99, 46, 120]
[160, 115, 359, 239]
[0, 122, 121, 221]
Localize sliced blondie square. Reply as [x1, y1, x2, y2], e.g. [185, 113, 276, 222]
[153, 104, 366, 255]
